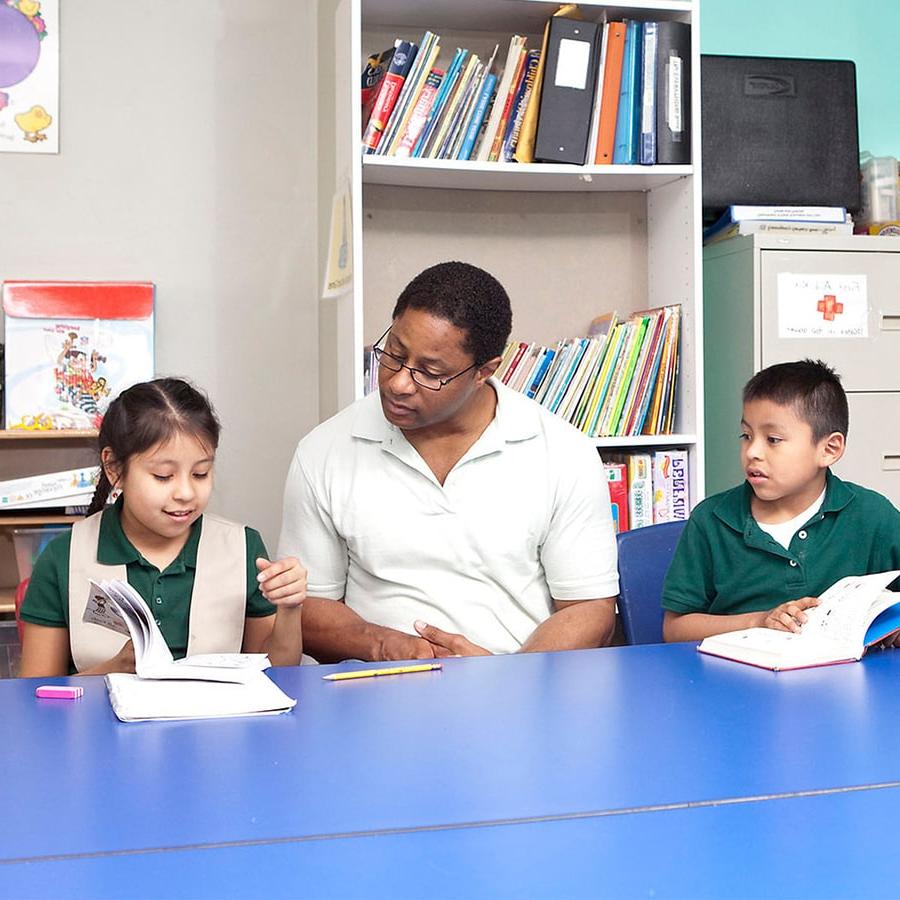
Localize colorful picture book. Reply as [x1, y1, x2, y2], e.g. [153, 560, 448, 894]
[602, 449, 689, 533]
[2, 281, 154, 430]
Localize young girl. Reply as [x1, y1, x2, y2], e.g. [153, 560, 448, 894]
[19, 378, 306, 677]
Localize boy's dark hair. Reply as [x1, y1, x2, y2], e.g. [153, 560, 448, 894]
[391, 261, 512, 365]
[86, 378, 221, 515]
[742, 359, 849, 442]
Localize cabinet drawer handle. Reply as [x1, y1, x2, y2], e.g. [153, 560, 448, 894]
[880, 315, 900, 331]
[883, 454, 900, 472]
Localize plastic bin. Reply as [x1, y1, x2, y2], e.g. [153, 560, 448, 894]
[12, 526, 70, 582]
[859, 155, 899, 225]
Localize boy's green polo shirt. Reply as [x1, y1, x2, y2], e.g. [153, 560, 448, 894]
[663, 471, 900, 616]
[20, 500, 276, 659]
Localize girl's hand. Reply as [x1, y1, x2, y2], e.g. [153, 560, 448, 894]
[90, 639, 135, 675]
[256, 557, 307, 609]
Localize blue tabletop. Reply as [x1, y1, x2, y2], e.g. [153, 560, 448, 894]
[4, 785, 899, 899]
[5, 643, 900, 863]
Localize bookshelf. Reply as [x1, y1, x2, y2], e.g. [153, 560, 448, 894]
[320, 0, 704, 502]
[0, 430, 97, 614]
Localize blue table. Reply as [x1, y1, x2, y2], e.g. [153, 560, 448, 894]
[4, 643, 900, 897]
[4, 786, 898, 899]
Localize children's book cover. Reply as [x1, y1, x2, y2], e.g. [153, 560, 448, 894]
[0, 0, 59, 153]
[2, 281, 154, 430]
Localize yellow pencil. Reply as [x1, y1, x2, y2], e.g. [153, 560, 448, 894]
[322, 663, 443, 681]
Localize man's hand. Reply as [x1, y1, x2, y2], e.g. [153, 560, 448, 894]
[256, 557, 307, 608]
[375, 628, 437, 662]
[762, 596, 819, 633]
[414, 620, 492, 657]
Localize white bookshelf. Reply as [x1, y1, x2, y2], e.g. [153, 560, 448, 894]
[321, 0, 705, 502]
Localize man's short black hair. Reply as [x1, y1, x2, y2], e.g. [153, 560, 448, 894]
[742, 359, 849, 441]
[391, 261, 512, 365]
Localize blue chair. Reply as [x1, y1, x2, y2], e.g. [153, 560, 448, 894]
[616, 520, 687, 644]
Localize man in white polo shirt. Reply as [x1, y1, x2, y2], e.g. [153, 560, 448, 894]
[278, 261, 619, 661]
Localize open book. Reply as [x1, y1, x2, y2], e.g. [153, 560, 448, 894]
[697, 571, 900, 671]
[85, 579, 296, 721]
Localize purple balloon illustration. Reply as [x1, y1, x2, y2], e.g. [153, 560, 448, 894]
[0, 4, 41, 88]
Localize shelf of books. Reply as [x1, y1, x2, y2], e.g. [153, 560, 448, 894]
[0, 429, 98, 441]
[363, 156, 691, 192]
[322, 0, 704, 527]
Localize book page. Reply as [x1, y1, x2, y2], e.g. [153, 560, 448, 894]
[83, 584, 130, 637]
[86, 579, 274, 684]
[105, 671, 296, 722]
[699, 571, 900, 669]
[801, 572, 900, 651]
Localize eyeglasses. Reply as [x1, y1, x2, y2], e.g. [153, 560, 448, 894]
[372, 326, 478, 392]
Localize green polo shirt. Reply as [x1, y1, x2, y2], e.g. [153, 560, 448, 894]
[20, 500, 276, 660]
[662, 471, 900, 616]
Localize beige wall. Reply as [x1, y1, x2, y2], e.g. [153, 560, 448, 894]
[1, 1, 320, 548]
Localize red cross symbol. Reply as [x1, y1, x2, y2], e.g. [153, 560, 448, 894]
[816, 294, 843, 321]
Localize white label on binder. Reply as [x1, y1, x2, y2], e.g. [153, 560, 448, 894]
[777, 273, 869, 339]
[666, 55, 683, 136]
[555, 38, 590, 90]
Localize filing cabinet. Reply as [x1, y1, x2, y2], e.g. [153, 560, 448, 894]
[703, 234, 900, 507]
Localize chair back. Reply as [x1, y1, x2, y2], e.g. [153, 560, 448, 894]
[616, 521, 687, 644]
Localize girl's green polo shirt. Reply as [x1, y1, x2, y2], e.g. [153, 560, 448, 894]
[663, 471, 900, 616]
[20, 500, 276, 660]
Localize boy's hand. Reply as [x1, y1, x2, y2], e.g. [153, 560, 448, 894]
[256, 557, 307, 609]
[874, 631, 900, 650]
[762, 596, 819, 633]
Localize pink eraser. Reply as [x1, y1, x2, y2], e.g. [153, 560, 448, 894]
[35, 685, 83, 700]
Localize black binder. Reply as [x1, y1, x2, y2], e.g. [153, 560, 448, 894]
[701, 55, 860, 211]
[655, 21, 691, 165]
[533, 18, 601, 165]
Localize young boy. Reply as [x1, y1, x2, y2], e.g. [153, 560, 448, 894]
[662, 359, 900, 642]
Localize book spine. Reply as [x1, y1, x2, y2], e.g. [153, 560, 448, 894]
[669, 448, 690, 520]
[361, 41, 415, 154]
[594, 21, 627, 164]
[361, 46, 396, 133]
[729, 205, 847, 223]
[413, 48, 465, 157]
[489, 47, 528, 162]
[652, 449, 688, 522]
[604, 462, 629, 533]
[502, 49, 540, 162]
[639, 22, 658, 165]
[627, 453, 654, 529]
[458, 73, 497, 160]
[394, 69, 443, 157]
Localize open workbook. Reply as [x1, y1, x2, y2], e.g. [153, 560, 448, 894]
[697, 570, 900, 671]
[85, 579, 296, 721]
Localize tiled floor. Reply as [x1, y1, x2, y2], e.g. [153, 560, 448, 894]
[0, 618, 22, 678]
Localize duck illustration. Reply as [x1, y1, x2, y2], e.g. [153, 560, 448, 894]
[14, 104, 52, 142]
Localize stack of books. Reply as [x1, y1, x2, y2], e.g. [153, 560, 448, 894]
[702, 205, 853, 246]
[603, 450, 689, 534]
[360, 14, 691, 166]
[494, 305, 681, 438]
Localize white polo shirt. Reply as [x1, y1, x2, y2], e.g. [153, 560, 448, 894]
[278, 378, 619, 654]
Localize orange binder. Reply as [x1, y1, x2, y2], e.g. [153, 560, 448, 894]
[594, 21, 627, 165]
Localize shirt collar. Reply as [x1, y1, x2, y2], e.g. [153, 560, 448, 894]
[97, 495, 202, 570]
[350, 377, 540, 446]
[713, 468, 855, 534]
